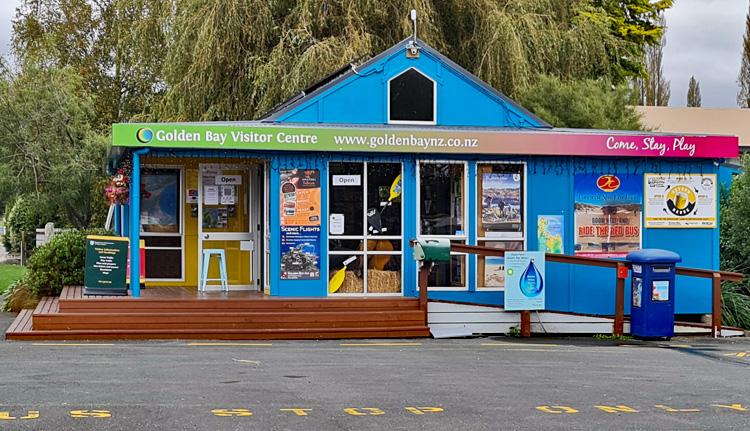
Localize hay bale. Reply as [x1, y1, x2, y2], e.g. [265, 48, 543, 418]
[367, 269, 401, 293]
[337, 270, 364, 293]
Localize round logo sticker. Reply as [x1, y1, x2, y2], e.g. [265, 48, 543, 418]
[596, 175, 620, 192]
[666, 185, 696, 216]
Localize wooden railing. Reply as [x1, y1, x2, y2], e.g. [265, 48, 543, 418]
[415, 242, 744, 338]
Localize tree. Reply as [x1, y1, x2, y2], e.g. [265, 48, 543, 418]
[12, 0, 173, 127]
[11, 1, 672, 123]
[157, 0, 672, 121]
[0, 63, 107, 228]
[636, 30, 670, 106]
[739, 4, 750, 108]
[687, 76, 701, 107]
[590, 0, 674, 82]
[516, 74, 642, 130]
[720, 154, 750, 328]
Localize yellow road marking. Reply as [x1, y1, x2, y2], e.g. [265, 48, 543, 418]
[186, 342, 273, 347]
[31, 343, 115, 347]
[722, 351, 749, 358]
[70, 410, 111, 418]
[211, 408, 253, 417]
[536, 405, 579, 414]
[344, 407, 385, 416]
[339, 342, 422, 347]
[280, 408, 312, 416]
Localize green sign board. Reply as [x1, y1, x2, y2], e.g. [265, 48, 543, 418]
[84, 235, 129, 296]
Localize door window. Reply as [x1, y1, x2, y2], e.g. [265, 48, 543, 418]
[140, 168, 182, 280]
[328, 162, 403, 294]
[418, 161, 467, 289]
[476, 163, 526, 290]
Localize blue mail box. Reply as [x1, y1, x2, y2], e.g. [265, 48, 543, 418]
[626, 249, 682, 339]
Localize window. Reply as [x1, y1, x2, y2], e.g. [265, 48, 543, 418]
[418, 161, 467, 289]
[140, 168, 183, 280]
[328, 162, 403, 294]
[141, 169, 180, 233]
[388, 68, 435, 124]
[476, 163, 526, 290]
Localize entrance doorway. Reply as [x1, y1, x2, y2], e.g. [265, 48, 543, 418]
[197, 163, 262, 290]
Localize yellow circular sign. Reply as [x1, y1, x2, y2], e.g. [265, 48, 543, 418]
[666, 185, 696, 216]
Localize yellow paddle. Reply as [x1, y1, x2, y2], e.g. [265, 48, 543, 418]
[329, 256, 357, 293]
[388, 174, 402, 203]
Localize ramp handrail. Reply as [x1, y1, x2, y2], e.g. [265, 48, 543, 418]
[413, 241, 743, 338]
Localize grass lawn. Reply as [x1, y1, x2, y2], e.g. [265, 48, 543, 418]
[0, 264, 26, 294]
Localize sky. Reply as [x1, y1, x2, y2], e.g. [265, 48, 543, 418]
[0, 0, 748, 108]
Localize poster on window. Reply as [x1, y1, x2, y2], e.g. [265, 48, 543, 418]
[574, 174, 642, 258]
[481, 241, 524, 288]
[280, 169, 321, 280]
[644, 174, 717, 228]
[280, 226, 321, 280]
[280, 169, 321, 226]
[537, 215, 564, 254]
[481, 173, 522, 235]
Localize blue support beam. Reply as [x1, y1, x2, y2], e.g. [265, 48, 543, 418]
[129, 148, 150, 297]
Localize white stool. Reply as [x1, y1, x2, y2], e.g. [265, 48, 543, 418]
[200, 249, 228, 292]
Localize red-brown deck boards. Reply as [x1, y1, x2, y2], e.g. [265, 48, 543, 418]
[7, 286, 429, 341]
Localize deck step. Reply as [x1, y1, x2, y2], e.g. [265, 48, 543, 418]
[6, 286, 429, 341]
[32, 310, 425, 330]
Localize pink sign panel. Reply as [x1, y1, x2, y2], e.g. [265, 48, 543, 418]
[486, 132, 739, 159]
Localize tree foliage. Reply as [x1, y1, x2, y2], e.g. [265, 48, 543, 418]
[516, 75, 642, 130]
[0, 63, 107, 228]
[686, 75, 701, 107]
[590, 0, 673, 81]
[636, 30, 670, 106]
[720, 155, 750, 328]
[12, 0, 172, 127]
[739, 4, 750, 109]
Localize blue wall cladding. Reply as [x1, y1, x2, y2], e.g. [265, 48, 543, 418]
[524, 157, 719, 316]
[269, 39, 547, 129]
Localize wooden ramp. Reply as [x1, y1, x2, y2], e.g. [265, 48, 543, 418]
[5, 286, 430, 341]
[428, 301, 745, 337]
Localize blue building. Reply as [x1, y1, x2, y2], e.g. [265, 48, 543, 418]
[111, 37, 738, 318]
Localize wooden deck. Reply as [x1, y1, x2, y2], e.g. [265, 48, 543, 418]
[5, 286, 430, 341]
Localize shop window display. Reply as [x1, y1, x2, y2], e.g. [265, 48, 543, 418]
[328, 162, 403, 294]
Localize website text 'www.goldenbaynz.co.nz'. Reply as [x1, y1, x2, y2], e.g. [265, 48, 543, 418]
[334, 133, 479, 150]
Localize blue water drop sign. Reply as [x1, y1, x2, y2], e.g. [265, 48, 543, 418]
[504, 251, 546, 311]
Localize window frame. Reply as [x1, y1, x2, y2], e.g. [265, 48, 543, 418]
[327, 161, 405, 296]
[387, 67, 437, 126]
[416, 160, 469, 291]
[475, 161, 528, 292]
[139, 164, 185, 282]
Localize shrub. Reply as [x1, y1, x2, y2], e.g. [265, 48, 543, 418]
[1, 279, 40, 312]
[3, 194, 62, 253]
[23, 228, 111, 296]
[720, 154, 750, 329]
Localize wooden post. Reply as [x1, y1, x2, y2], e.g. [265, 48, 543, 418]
[520, 310, 531, 337]
[418, 263, 431, 325]
[712, 272, 722, 338]
[614, 262, 625, 336]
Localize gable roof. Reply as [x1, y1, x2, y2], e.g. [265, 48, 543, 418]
[260, 37, 551, 128]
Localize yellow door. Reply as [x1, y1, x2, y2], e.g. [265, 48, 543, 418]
[198, 164, 254, 289]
